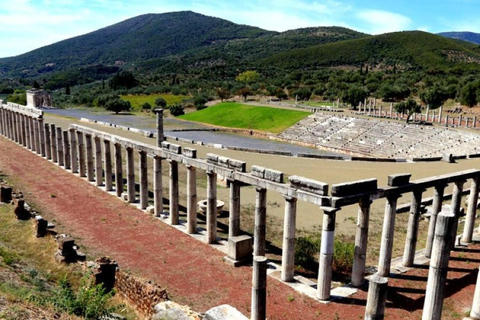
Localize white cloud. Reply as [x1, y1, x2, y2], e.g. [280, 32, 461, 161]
[356, 10, 412, 34]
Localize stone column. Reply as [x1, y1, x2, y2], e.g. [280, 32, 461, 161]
[229, 180, 241, 238]
[426, 106, 430, 122]
[77, 131, 86, 177]
[251, 256, 267, 320]
[422, 211, 456, 320]
[35, 119, 41, 154]
[16, 114, 22, 145]
[126, 147, 135, 203]
[438, 106, 443, 123]
[463, 177, 479, 243]
[254, 187, 267, 256]
[446, 115, 449, 126]
[85, 134, 95, 181]
[425, 184, 446, 258]
[450, 180, 465, 249]
[474, 116, 477, 128]
[153, 156, 163, 217]
[94, 137, 102, 186]
[0, 108, 3, 136]
[403, 188, 424, 267]
[139, 151, 148, 210]
[50, 124, 57, 162]
[317, 207, 339, 301]
[25, 116, 31, 150]
[114, 144, 123, 197]
[12, 112, 18, 142]
[44, 123, 51, 160]
[460, 115, 463, 127]
[187, 164, 197, 233]
[38, 118, 45, 157]
[206, 170, 218, 243]
[352, 197, 372, 287]
[154, 108, 164, 147]
[365, 274, 389, 320]
[378, 194, 400, 277]
[467, 266, 480, 319]
[69, 128, 78, 173]
[56, 127, 64, 166]
[63, 130, 71, 169]
[281, 196, 297, 282]
[169, 160, 179, 225]
[104, 140, 113, 191]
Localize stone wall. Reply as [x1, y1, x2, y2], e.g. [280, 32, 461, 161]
[115, 270, 169, 318]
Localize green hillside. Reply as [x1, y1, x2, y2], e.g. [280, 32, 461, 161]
[264, 31, 480, 71]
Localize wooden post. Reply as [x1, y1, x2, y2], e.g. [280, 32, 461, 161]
[378, 194, 400, 277]
[169, 160, 179, 225]
[365, 274, 389, 320]
[206, 170, 218, 243]
[425, 184, 446, 258]
[126, 147, 135, 203]
[254, 187, 267, 256]
[153, 156, 163, 217]
[317, 207, 339, 301]
[251, 256, 267, 320]
[229, 180, 241, 238]
[104, 140, 113, 191]
[403, 188, 424, 267]
[352, 197, 372, 287]
[139, 151, 148, 210]
[281, 196, 297, 282]
[114, 144, 123, 197]
[187, 165, 197, 233]
[463, 176, 479, 243]
[422, 212, 456, 320]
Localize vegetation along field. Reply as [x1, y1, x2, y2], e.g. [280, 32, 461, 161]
[179, 102, 310, 133]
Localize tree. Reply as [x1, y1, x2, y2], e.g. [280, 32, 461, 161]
[460, 82, 478, 107]
[342, 86, 368, 109]
[154, 97, 167, 109]
[236, 70, 260, 84]
[169, 104, 185, 116]
[109, 71, 137, 90]
[194, 95, 208, 110]
[395, 99, 421, 123]
[65, 85, 71, 95]
[141, 102, 152, 112]
[216, 88, 231, 102]
[419, 86, 448, 109]
[105, 97, 131, 114]
[293, 87, 312, 101]
[33, 80, 40, 89]
[7, 90, 27, 106]
[237, 87, 252, 102]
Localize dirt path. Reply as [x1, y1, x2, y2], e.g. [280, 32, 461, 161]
[1, 135, 480, 319]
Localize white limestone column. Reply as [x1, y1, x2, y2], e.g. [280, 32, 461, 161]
[126, 147, 136, 203]
[56, 127, 64, 166]
[352, 197, 372, 287]
[317, 207, 339, 301]
[425, 184, 446, 258]
[154, 108, 164, 147]
[254, 187, 267, 256]
[187, 164, 197, 233]
[403, 189, 424, 267]
[94, 137, 102, 186]
[69, 128, 78, 173]
[378, 194, 400, 277]
[50, 124, 56, 162]
[114, 144, 123, 197]
[169, 160, 179, 225]
[85, 134, 94, 181]
[104, 140, 113, 191]
[77, 131, 86, 177]
[63, 130, 71, 169]
[139, 151, 148, 210]
[38, 118, 45, 157]
[463, 177, 479, 243]
[365, 274, 389, 320]
[44, 123, 51, 159]
[281, 196, 297, 282]
[153, 155, 163, 216]
[229, 180, 241, 238]
[206, 170, 218, 243]
[251, 256, 267, 320]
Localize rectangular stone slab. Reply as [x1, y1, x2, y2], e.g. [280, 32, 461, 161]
[289, 175, 328, 195]
[331, 178, 377, 196]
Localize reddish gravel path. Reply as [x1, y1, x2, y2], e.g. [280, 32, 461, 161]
[1, 135, 479, 320]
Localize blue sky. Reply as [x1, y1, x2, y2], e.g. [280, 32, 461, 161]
[1, 0, 480, 58]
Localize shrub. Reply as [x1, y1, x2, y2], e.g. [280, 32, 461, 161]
[141, 102, 152, 112]
[332, 240, 355, 273]
[169, 104, 185, 116]
[294, 235, 320, 268]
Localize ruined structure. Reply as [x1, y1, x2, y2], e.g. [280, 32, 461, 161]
[26, 89, 52, 108]
[2, 100, 480, 320]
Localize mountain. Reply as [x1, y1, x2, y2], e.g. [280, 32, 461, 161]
[0, 11, 367, 80]
[264, 30, 480, 71]
[438, 31, 480, 44]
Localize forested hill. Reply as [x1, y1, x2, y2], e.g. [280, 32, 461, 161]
[264, 31, 480, 71]
[438, 31, 480, 44]
[0, 11, 367, 79]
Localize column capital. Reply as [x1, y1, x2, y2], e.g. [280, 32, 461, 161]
[153, 108, 164, 114]
[320, 206, 341, 214]
[454, 179, 466, 187]
[283, 195, 297, 202]
[358, 196, 372, 208]
[255, 186, 266, 193]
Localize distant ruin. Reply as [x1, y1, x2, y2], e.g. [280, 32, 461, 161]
[26, 89, 52, 108]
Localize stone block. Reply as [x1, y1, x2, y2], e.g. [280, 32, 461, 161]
[228, 235, 252, 261]
[161, 141, 170, 150]
[387, 174, 411, 187]
[146, 205, 155, 214]
[14, 199, 31, 220]
[443, 153, 455, 163]
[204, 304, 248, 320]
[251, 165, 265, 179]
[331, 178, 377, 196]
[35, 216, 48, 237]
[264, 168, 284, 183]
[182, 147, 197, 159]
[228, 159, 246, 172]
[206, 153, 219, 164]
[289, 175, 328, 195]
[0, 186, 12, 203]
[169, 143, 181, 154]
[218, 156, 230, 168]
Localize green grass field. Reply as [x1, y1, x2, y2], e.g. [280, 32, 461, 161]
[179, 102, 310, 133]
[121, 94, 189, 110]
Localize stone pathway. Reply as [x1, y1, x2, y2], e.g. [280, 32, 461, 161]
[1, 135, 479, 320]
